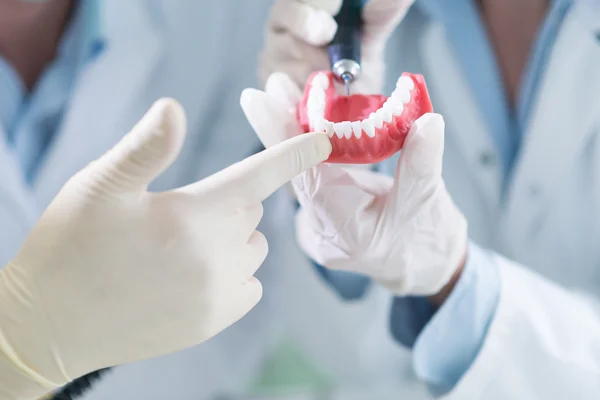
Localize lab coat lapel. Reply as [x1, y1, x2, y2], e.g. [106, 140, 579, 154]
[33, 0, 164, 205]
[0, 128, 39, 226]
[505, 3, 600, 245]
[419, 21, 503, 206]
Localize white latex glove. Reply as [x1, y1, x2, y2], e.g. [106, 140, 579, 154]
[241, 74, 467, 297]
[261, 0, 415, 93]
[0, 98, 331, 400]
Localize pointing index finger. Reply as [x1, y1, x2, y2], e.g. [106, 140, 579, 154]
[214, 133, 331, 206]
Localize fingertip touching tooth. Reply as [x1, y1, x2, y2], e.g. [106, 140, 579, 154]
[351, 121, 362, 138]
[325, 120, 334, 137]
[314, 118, 326, 133]
[363, 120, 375, 138]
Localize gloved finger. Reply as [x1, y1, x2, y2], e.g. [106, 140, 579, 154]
[269, 0, 339, 46]
[241, 87, 303, 148]
[197, 132, 331, 208]
[265, 73, 303, 110]
[92, 98, 186, 193]
[362, 0, 414, 44]
[243, 230, 269, 277]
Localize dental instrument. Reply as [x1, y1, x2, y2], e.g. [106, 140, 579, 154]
[328, 0, 363, 96]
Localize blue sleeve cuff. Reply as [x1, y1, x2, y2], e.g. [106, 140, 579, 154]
[311, 261, 372, 300]
[389, 242, 500, 394]
[413, 242, 500, 394]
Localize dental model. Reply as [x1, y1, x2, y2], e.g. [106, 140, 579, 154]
[297, 71, 433, 163]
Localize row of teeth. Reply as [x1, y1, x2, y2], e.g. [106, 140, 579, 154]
[307, 73, 415, 139]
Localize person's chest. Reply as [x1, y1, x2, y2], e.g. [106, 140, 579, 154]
[383, 3, 600, 291]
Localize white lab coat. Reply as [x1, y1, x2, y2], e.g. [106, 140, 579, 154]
[349, 2, 600, 399]
[0, 1, 390, 399]
[2, 1, 600, 399]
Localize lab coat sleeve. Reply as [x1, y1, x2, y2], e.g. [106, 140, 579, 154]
[443, 252, 600, 399]
[405, 242, 500, 395]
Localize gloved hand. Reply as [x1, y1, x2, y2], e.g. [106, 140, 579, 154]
[241, 74, 467, 297]
[0, 98, 331, 400]
[261, 0, 415, 93]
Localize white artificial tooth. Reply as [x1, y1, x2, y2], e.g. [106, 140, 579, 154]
[369, 112, 384, 129]
[392, 88, 411, 104]
[340, 121, 353, 139]
[333, 123, 344, 139]
[385, 97, 404, 115]
[362, 120, 375, 138]
[313, 73, 330, 90]
[351, 121, 362, 138]
[381, 107, 393, 123]
[396, 76, 415, 91]
[325, 120, 335, 137]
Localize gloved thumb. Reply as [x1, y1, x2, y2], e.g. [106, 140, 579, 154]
[91, 98, 187, 192]
[396, 113, 445, 179]
[386, 113, 444, 218]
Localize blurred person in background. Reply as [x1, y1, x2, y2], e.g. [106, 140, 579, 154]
[242, 0, 600, 398]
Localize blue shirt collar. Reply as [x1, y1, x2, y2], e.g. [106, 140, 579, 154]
[52, 0, 106, 72]
[0, 0, 107, 138]
[416, 0, 574, 20]
[77, 0, 107, 64]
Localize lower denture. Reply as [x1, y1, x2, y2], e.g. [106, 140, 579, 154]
[297, 70, 434, 164]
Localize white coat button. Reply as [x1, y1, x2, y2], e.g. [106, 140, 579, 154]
[479, 151, 496, 167]
[528, 183, 542, 198]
